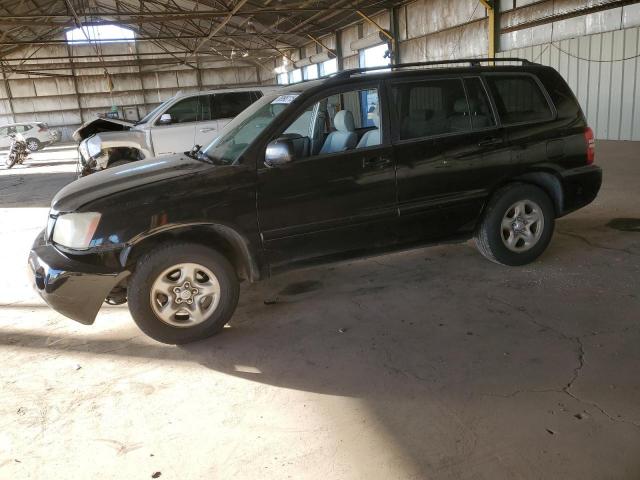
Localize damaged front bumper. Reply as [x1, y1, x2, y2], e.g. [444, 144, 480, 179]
[77, 141, 109, 176]
[28, 229, 129, 325]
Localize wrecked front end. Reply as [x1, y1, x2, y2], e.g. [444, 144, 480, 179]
[77, 130, 151, 177]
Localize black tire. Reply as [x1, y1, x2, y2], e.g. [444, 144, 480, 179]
[474, 183, 555, 266]
[127, 243, 240, 344]
[25, 138, 41, 152]
[5, 154, 16, 168]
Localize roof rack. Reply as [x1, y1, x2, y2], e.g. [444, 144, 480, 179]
[331, 58, 535, 79]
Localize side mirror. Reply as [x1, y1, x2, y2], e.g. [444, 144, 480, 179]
[158, 113, 172, 125]
[265, 137, 295, 167]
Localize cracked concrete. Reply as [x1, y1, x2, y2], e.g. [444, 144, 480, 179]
[1, 141, 639, 479]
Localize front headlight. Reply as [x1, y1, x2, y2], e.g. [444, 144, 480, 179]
[52, 212, 101, 250]
[78, 140, 89, 161]
[86, 136, 102, 158]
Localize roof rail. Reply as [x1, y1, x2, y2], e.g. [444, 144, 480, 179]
[331, 57, 535, 79]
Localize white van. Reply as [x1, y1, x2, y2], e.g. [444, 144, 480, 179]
[74, 87, 275, 174]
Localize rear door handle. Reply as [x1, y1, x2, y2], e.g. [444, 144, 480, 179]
[362, 157, 392, 169]
[200, 128, 217, 133]
[478, 137, 502, 147]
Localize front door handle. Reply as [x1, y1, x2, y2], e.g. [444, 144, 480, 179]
[200, 128, 217, 133]
[478, 137, 503, 147]
[362, 157, 392, 169]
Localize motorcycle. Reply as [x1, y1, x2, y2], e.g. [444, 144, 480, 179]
[5, 132, 29, 169]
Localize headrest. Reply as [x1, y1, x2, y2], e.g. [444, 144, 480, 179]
[368, 106, 380, 128]
[334, 110, 355, 132]
[453, 99, 469, 114]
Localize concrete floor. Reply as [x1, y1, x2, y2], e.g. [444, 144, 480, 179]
[0, 141, 638, 479]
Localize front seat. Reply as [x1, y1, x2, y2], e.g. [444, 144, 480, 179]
[319, 110, 357, 154]
[357, 107, 381, 148]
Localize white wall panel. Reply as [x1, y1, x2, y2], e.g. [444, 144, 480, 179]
[620, 28, 639, 140]
[499, 26, 640, 140]
[624, 3, 640, 27]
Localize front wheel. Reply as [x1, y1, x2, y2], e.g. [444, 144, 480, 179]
[475, 183, 555, 266]
[5, 153, 17, 168]
[26, 138, 41, 151]
[127, 243, 240, 344]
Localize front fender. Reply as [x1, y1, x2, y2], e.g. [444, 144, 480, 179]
[122, 222, 264, 282]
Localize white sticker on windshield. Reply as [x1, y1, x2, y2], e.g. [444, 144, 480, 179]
[271, 94, 299, 105]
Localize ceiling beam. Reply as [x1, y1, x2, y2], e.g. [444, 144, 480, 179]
[191, 0, 249, 55]
[1, 49, 278, 63]
[0, 56, 256, 72]
[0, 7, 362, 23]
[0, 32, 321, 46]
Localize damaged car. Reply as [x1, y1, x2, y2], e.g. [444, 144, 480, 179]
[74, 87, 272, 176]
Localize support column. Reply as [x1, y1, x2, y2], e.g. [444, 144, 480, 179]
[65, 44, 84, 123]
[335, 30, 344, 71]
[479, 0, 500, 59]
[389, 6, 401, 64]
[196, 56, 203, 90]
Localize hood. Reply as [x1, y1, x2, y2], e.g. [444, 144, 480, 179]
[72, 117, 136, 142]
[51, 153, 212, 212]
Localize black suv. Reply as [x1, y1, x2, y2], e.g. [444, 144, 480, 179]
[29, 59, 602, 344]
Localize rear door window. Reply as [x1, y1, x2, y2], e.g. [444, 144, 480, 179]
[485, 75, 553, 125]
[212, 92, 256, 119]
[391, 78, 471, 140]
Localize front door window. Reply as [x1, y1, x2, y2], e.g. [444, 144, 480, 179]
[278, 87, 382, 159]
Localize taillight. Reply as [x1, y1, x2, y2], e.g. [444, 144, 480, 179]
[584, 127, 595, 165]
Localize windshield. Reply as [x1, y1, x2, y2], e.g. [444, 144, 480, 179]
[136, 96, 176, 125]
[201, 93, 297, 165]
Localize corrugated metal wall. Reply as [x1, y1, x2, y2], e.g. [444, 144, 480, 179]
[498, 26, 640, 140]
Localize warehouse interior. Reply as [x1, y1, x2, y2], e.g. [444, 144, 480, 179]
[1, 1, 639, 479]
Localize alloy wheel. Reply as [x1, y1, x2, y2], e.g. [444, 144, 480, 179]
[500, 199, 545, 252]
[149, 262, 221, 328]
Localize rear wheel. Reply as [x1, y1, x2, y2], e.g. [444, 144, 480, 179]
[127, 243, 239, 344]
[26, 138, 41, 151]
[475, 183, 555, 266]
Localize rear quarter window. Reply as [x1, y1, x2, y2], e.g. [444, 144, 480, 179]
[535, 69, 583, 120]
[485, 75, 553, 125]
